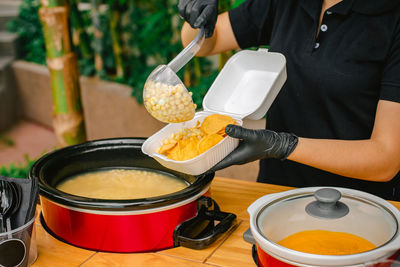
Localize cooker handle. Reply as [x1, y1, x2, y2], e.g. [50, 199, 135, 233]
[173, 196, 237, 249]
[243, 227, 256, 244]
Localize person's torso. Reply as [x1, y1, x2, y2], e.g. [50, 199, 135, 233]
[255, 0, 400, 200]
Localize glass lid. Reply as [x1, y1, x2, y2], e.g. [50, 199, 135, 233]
[256, 188, 398, 249]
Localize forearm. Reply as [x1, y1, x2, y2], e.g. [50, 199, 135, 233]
[288, 138, 400, 182]
[181, 12, 239, 56]
[181, 22, 217, 56]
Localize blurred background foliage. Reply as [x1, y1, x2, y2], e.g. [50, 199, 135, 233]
[0, 155, 36, 178]
[8, 0, 245, 109]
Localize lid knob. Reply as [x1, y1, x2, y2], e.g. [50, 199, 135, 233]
[306, 188, 349, 219]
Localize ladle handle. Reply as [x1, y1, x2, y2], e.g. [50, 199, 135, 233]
[168, 27, 205, 73]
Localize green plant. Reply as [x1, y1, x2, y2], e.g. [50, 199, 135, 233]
[7, 0, 46, 65]
[8, 0, 246, 109]
[0, 156, 36, 178]
[0, 135, 15, 147]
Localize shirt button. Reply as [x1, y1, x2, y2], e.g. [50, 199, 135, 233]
[321, 24, 328, 32]
[326, 11, 332, 15]
[314, 42, 320, 49]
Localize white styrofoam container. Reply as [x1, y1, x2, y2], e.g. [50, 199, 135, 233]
[142, 49, 286, 175]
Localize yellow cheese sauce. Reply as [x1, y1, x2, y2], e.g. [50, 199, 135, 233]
[57, 169, 188, 199]
[277, 230, 376, 255]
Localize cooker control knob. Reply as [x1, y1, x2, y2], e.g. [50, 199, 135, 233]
[305, 188, 349, 219]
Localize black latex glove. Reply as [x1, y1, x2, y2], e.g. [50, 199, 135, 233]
[178, 0, 218, 38]
[210, 125, 298, 172]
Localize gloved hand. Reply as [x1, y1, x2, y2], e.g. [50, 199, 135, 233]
[178, 0, 218, 38]
[210, 125, 298, 172]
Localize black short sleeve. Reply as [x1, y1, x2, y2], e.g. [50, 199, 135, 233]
[226, 0, 400, 200]
[228, 0, 274, 49]
[380, 24, 400, 103]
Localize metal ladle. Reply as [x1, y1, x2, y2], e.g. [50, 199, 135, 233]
[0, 181, 20, 234]
[143, 28, 205, 123]
[0, 181, 13, 233]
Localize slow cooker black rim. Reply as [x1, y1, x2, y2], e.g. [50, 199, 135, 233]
[30, 137, 215, 211]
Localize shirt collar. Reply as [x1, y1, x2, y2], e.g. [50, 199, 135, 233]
[329, 0, 354, 15]
[352, 0, 400, 15]
[299, 0, 319, 20]
[300, 0, 353, 19]
[301, 0, 400, 18]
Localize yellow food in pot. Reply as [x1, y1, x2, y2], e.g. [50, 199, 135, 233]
[57, 169, 188, 199]
[277, 230, 376, 255]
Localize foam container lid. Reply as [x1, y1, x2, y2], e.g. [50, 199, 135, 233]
[203, 49, 286, 120]
[142, 49, 287, 175]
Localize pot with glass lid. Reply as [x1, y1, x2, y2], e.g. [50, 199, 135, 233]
[246, 187, 400, 267]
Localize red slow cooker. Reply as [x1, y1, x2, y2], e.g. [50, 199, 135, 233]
[246, 187, 400, 267]
[30, 138, 236, 253]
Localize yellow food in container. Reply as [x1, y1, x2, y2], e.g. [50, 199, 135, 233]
[158, 114, 236, 161]
[142, 50, 287, 175]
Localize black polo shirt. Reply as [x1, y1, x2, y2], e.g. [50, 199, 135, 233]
[229, 0, 400, 200]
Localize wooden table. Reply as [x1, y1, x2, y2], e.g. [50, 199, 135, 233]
[31, 177, 400, 267]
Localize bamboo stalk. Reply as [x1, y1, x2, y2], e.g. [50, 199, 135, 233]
[91, 0, 103, 74]
[109, 3, 125, 79]
[39, 0, 86, 147]
[184, 62, 192, 86]
[184, 51, 201, 87]
[193, 57, 201, 84]
[218, 51, 232, 71]
[69, 0, 92, 60]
